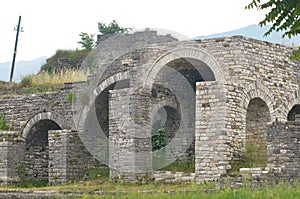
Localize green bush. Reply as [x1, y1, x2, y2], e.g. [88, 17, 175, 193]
[0, 112, 9, 130]
[66, 92, 75, 103]
[20, 87, 50, 94]
[20, 74, 34, 88]
[152, 128, 166, 151]
[42, 65, 55, 74]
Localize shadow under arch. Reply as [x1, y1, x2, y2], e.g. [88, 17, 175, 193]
[287, 104, 300, 121]
[21, 111, 66, 140]
[21, 111, 65, 183]
[245, 97, 270, 168]
[142, 46, 226, 88]
[235, 82, 276, 170]
[76, 71, 130, 165]
[277, 91, 300, 122]
[139, 46, 227, 174]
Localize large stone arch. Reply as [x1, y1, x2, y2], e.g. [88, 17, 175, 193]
[91, 71, 130, 102]
[75, 71, 130, 165]
[76, 71, 130, 130]
[21, 111, 65, 182]
[143, 46, 226, 87]
[141, 46, 228, 181]
[238, 81, 276, 168]
[21, 111, 66, 139]
[241, 81, 276, 123]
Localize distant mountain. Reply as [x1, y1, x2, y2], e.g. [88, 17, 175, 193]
[0, 56, 46, 83]
[195, 24, 300, 46]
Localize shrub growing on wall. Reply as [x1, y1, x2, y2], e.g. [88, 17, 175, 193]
[0, 112, 9, 130]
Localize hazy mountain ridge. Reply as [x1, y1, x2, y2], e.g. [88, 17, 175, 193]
[0, 56, 46, 82]
[195, 24, 300, 46]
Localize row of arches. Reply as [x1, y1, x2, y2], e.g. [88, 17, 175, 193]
[19, 46, 300, 182]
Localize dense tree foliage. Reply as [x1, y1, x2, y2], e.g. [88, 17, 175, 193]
[97, 20, 132, 35]
[78, 20, 131, 50]
[78, 32, 95, 51]
[247, 0, 300, 58]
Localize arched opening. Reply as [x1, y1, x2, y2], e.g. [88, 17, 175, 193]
[81, 79, 130, 177]
[287, 104, 300, 121]
[24, 119, 61, 184]
[95, 79, 130, 137]
[152, 57, 215, 172]
[244, 97, 270, 168]
[164, 57, 215, 90]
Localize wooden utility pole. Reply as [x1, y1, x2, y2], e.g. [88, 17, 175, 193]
[9, 16, 23, 84]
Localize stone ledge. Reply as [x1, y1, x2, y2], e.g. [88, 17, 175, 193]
[153, 171, 195, 183]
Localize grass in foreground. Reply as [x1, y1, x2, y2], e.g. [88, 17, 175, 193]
[0, 178, 299, 199]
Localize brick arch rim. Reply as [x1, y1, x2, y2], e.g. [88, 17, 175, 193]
[241, 86, 276, 123]
[21, 111, 66, 140]
[90, 71, 130, 100]
[76, 71, 130, 130]
[149, 100, 179, 124]
[142, 47, 226, 88]
[240, 88, 275, 155]
[282, 96, 300, 121]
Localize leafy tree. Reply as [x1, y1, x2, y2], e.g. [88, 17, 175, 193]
[78, 32, 95, 51]
[246, 0, 300, 59]
[97, 20, 132, 35]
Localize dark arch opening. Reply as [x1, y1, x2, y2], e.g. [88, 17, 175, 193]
[24, 119, 61, 183]
[151, 106, 181, 152]
[81, 79, 130, 171]
[245, 97, 270, 168]
[165, 58, 215, 91]
[152, 57, 215, 172]
[95, 79, 130, 137]
[25, 119, 61, 147]
[287, 104, 300, 121]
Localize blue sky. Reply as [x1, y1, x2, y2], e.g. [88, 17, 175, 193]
[0, 0, 267, 63]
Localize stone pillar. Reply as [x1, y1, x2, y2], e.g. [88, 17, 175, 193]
[0, 131, 25, 185]
[48, 130, 100, 184]
[109, 88, 152, 182]
[195, 81, 230, 183]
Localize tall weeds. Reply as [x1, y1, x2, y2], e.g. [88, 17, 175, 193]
[20, 69, 89, 89]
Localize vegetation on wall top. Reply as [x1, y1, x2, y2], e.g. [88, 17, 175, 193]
[247, 0, 300, 59]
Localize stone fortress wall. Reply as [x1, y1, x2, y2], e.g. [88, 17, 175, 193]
[0, 30, 299, 184]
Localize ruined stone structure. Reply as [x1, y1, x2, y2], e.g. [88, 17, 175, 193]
[0, 30, 299, 185]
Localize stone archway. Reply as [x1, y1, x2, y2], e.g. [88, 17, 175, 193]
[245, 97, 270, 167]
[240, 81, 276, 123]
[143, 46, 225, 88]
[76, 72, 130, 169]
[279, 91, 300, 122]
[287, 104, 300, 121]
[238, 82, 275, 169]
[21, 112, 65, 183]
[22, 112, 66, 139]
[141, 46, 228, 182]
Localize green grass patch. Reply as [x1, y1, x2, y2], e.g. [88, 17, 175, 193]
[0, 112, 9, 130]
[0, 177, 299, 199]
[229, 138, 268, 173]
[86, 168, 109, 180]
